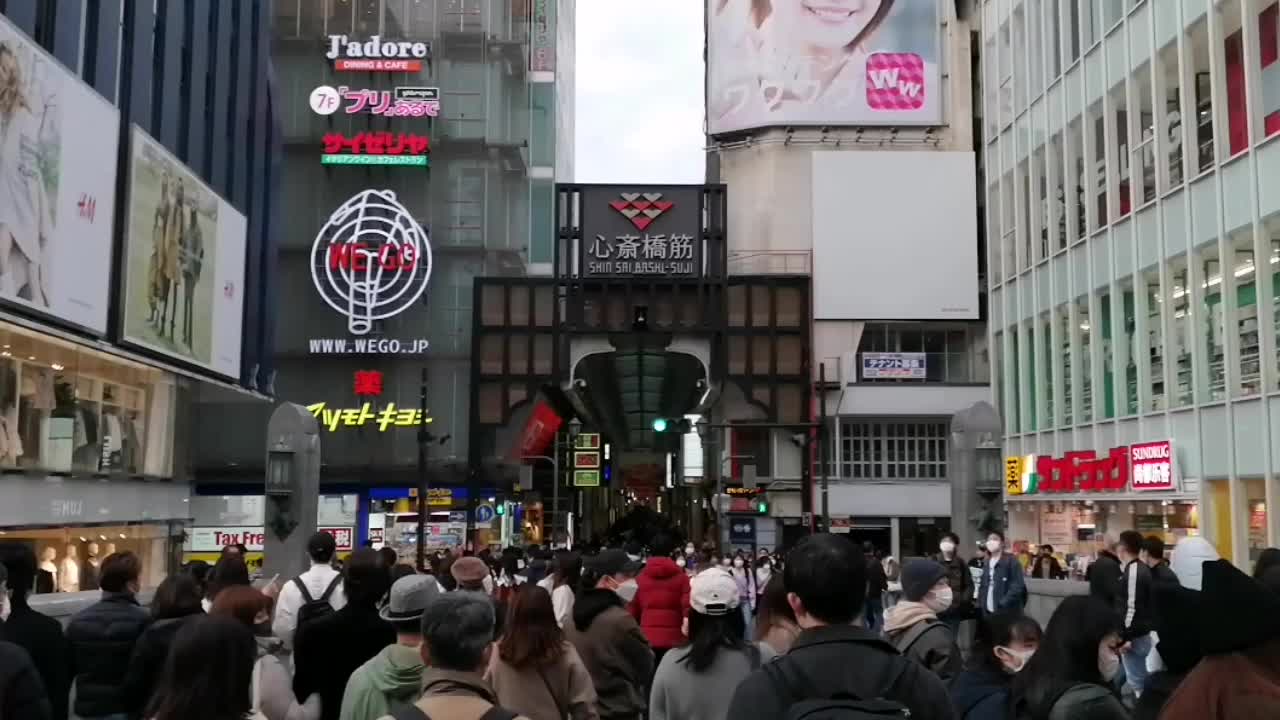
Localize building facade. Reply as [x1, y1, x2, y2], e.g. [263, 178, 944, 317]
[705, 0, 987, 558]
[983, 0, 1280, 566]
[0, 0, 279, 588]
[194, 0, 576, 558]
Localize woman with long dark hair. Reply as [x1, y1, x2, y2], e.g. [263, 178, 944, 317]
[649, 569, 772, 720]
[753, 573, 799, 655]
[949, 611, 1041, 719]
[1010, 595, 1129, 720]
[145, 615, 258, 720]
[122, 574, 206, 715]
[203, 555, 251, 611]
[485, 584, 599, 720]
[550, 551, 582, 628]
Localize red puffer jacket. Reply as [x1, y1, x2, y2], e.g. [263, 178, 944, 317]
[629, 557, 691, 650]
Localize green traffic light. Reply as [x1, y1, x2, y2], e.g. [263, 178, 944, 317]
[496, 504, 505, 515]
[652, 418, 668, 432]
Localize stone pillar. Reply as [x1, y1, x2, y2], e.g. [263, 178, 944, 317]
[262, 402, 322, 581]
[949, 401, 1003, 553]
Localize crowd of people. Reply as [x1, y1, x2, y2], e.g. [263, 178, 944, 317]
[1, 526, 1278, 720]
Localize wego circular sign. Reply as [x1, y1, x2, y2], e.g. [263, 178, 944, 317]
[310, 190, 432, 336]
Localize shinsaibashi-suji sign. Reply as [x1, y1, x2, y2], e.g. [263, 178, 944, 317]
[327, 34, 430, 71]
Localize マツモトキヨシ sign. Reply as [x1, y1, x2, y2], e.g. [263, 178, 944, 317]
[327, 35, 430, 72]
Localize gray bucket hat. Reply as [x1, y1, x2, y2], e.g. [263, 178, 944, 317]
[379, 574, 441, 622]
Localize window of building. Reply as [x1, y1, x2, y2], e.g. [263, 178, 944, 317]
[1034, 147, 1048, 261]
[1169, 258, 1194, 407]
[1002, 170, 1017, 276]
[1143, 268, 1165, 411]
[1021, 323, 1036, 431]
[1066, 118, 1086, 243]
[1100, 292, 1115, 419]
[1101, 0, 1124, 31]
[1077, 295, 1093, 422]
[1078, 0, 1098, 52]
[1230, 231, 1262, 398]
[1000, 17, 1014, 128]
[1047, 132, 1066, 253]
[1256, 4, 1280, 142]
[1190, 20, 1216, 173]
[986, 35, 1000, 140]
[731, 425, 772, 480]
[855, 325, 985, 383]
[1058, 306, 1073, 424]
[1120, 283, 1138, 415]
[994, 330, 1007, 422]
[445, 163, 485, 247]
[1112, 85, 1132, 220]
[1158, 45, 1185, 191]
[1047, 0, 1063, 79]
[1131, 64, 1157, 207]
[837, 420, 948, 481]
[1019, 158, 1032, 270]
[1029, 0, 1045, 95]
[1010, 330, 1022, 431]
[1200, 245, 1227, 401]
[1270, 222, 1280, 392]
[326, 0, 355, 35]
[1040, 315, 1054, 428]
[1088, 101, 1107, 231]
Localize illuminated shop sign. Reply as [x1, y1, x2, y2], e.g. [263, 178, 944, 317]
[308, 190, 432, 354]
[306, 402, 432, 432]
[326, 34, 429, 71]
[321, 132, 431, 167]
[1006, 440, 1179, 495]
[309, 86, 441, 118]
[580, 187, 703, 278]
[187, 526, 354, 552]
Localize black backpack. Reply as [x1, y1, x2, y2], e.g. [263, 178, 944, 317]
[293, 574, 342, 629]
[762, 655, 912, 719]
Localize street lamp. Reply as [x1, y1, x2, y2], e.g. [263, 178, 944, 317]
[559, 417, 582, 546]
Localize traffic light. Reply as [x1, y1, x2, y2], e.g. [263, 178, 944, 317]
[755, 498, 769, 515]
[652, 417, 691, 433]
[496, 503, 506, 516]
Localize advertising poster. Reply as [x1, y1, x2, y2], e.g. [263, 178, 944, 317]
[0, 14, 120, 332]
[707, 0, 942, 134]
[122, 127, 246, 378]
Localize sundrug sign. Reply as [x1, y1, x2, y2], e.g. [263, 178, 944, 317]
[1007, 440, 1179, 496]
[327, 35, 430, 71]
[308, 190, 432, 349]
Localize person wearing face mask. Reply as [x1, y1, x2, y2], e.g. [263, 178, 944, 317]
[728, 553, 757, 639]
[66, 551, 153, 720]
[0, 558, 54, 720]
[950, 611, 1043, 720]
[208, 585, 307, 720]
[934, 532, 975, 631]
[565, 550, 652, 720]
[1010, 596, 1129, 720]
[629, 534, 691, 673]
[0, 545, 67, 720]
[882, 559, 962, 682]
[753, 553, 773, 611]
[978, 531, 1028, 620]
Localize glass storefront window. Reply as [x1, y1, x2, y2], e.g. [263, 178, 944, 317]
[0, 523, 177, 593]
[0, 323, 175, 477]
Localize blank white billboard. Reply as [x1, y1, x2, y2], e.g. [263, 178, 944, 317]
[811, 151, 978, 320]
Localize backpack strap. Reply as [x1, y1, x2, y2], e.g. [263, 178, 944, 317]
[389, 705, 430, 720]
[479, 707, 517, 720]
[293, 576, 315, 604]
[894, 619, 946, 655]
[318, 573, 343, 602]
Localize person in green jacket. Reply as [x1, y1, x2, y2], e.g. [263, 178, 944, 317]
[340, 574, 441, 720]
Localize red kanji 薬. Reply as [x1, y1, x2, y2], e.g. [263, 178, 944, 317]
[353, 370, 384, 397]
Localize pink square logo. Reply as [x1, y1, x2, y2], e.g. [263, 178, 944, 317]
[866, 53, 926, 111]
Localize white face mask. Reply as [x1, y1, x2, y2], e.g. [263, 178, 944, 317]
[939, 540, 956, 554]
[0, 588, 10, 622]
[1098, 643, 1121, 681]
[721, 558, 731, 567]
[676, 557, 686, 568]
[481, 574, 495, 594]
[924, 586, 953, 614]
[733, 558, 745, 568]
[986, 539, 1003, 554]
[995, 645, 1035, 674]
[614, 578, 639, 603]
[685, 546, 696, 556]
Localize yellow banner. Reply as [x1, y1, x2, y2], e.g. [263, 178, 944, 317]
[1005, 456, 1025, 495]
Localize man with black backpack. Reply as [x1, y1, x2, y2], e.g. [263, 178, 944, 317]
[726, 535, 957, 720]
[273, 531, 347, 650]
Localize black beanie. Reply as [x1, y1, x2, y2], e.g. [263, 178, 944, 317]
[900, 558, 948, 602]
[1198, 559, 1280, 655]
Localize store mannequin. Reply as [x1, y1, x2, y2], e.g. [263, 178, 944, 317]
[59, 544, 80, 592]
[104, 542, 117, 557]
[82, 542, 101, 591]
[37, 547, 57, 594]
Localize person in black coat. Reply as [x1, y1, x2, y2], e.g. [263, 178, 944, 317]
[65, 551, 152, 720]
[292, 548, 394, 720]
[950, 611, 1042, 719]
[120, 573, 205, 716]
[0, 640, 52, 720]
[1086, 544, 1123, 613]
[0, 543, 69, 720]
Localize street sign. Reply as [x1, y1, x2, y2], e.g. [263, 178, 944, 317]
[574, 469, 600, 487]
[574, 451, 600, 469]
[575, 433, 601, 450]
[729, 517, 756, 543]
[475, 504, 495, 523]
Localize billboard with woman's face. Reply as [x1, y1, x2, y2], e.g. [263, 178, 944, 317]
[707, 0, 942, 134]
[0, 14, 120, 333]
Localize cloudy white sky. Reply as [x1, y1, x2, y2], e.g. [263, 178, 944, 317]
[574, 1, 705, 184]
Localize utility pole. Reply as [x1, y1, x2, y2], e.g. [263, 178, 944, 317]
[415, 367, 429, 571]
[819, 363, 830, 532]
[551, 431, 560, 543]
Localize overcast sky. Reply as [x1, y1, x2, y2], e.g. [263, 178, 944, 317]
[574, 1, 705, 184]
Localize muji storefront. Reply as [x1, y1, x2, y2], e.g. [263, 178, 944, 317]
[1003, 440, 1201, 565]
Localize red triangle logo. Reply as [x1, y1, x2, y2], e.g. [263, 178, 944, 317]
[653, 201, 674, 213]
[609, 201, 631, 213]
[632, 217, 654, 231]
[631, 201, 651, 211]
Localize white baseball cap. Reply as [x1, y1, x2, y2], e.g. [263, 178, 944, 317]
[690, 568, 740, 616]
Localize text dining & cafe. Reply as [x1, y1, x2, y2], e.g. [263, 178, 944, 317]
[1004, 440, 1186, 500]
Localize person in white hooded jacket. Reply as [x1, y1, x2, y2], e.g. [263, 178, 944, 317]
[1144, 536, 1220, 676]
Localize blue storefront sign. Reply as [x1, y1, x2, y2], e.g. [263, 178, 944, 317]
[729, 517, 756, 544]
[861, 352, 927, 379]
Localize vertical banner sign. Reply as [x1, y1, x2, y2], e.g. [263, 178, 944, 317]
[530, 0, 554, 72]
[579, 186, 703, 278]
